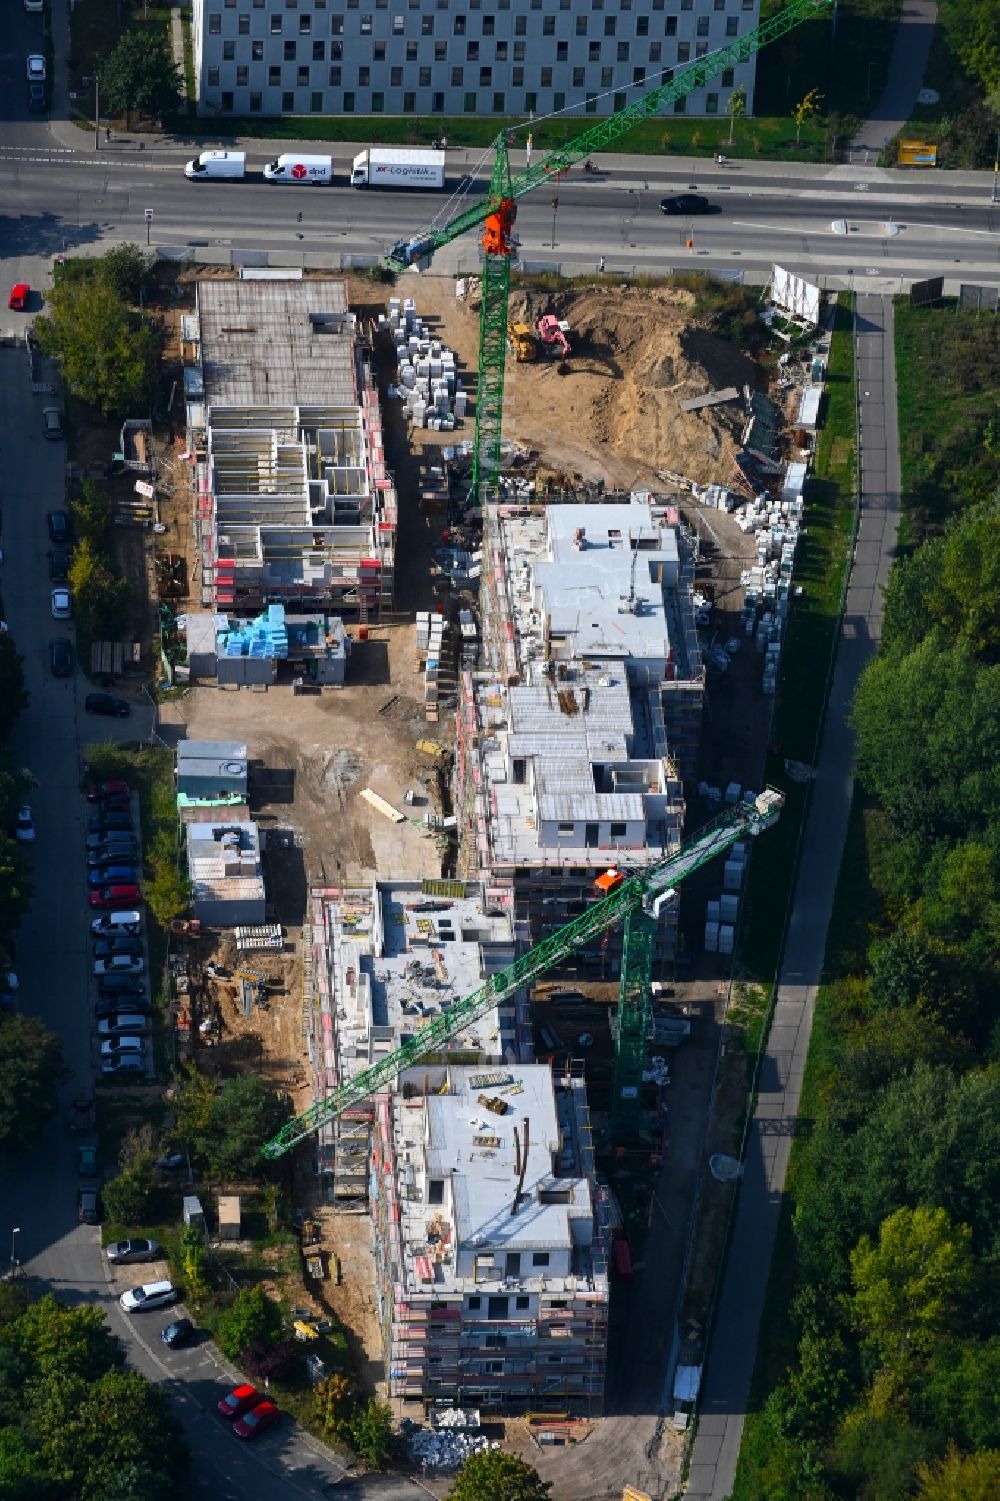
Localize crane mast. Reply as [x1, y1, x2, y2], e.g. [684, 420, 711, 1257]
[261, 790, 783, 1158]
[385, 0, 835, 502]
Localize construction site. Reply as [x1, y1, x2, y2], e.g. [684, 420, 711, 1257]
[135, 215, 834, 1495]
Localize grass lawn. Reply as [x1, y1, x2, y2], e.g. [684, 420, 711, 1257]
[893, 299, 1000, 546]
[755, 0, 901, 127]
[174, 108, 830, 163]
[739, 295, 858, 983]
[68, 0, 173, 118]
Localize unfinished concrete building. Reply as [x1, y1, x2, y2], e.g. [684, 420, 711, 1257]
[455, 499, 701, 963]
[307, 880, 531, 1206]
[185, 278, 396, 619]
[372, 1063, 611, 1414]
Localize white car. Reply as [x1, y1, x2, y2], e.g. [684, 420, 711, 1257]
[100, 1035, 145, 1057]
[51, 587, 71, 620]
[24, 1, 45, 12]
[98, 1014, 150, 1038]
[94, 954, 145, 978]
[26, 55, 46, 82]
[15, 805, 35, 843]
[120, 1280, 178, 1313]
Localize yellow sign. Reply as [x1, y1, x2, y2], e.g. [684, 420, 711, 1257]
[898, 139, 937, 167]
[623, 1489, 653, 1501]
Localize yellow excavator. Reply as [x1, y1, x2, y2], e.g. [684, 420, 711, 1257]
[507, 320, 537, 362]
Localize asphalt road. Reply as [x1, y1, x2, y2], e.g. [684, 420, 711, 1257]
[2, 141, 999, 288]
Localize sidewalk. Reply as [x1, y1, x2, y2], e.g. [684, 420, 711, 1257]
[849, 0, 938, 161]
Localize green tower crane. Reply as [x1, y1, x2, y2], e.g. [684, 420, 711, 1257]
[262, 789, 784, 1158]
[387, 0, 834, 503]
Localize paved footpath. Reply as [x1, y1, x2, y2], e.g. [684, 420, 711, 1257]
[685, 295, 902, 1499]
[849, 0, 938, 162]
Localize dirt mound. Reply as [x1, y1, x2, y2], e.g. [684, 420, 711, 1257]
[503, 285, 757, 488]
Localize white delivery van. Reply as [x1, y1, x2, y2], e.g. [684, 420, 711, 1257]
[263, 153, 333, 185]
[351, 147, 445, 189]
[184, 150, 246, 181]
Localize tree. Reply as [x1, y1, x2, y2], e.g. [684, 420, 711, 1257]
[200, 1072, 292, 1180]
[173, 1063, 217, 1146]
[102, 1165, 157, 1228]
[71, 479, 114, 547]
[914, 1444, 1000, 1501]
[0, 635, 29, 740]
[241, 1338, 301, 1384]
[793, 87, 823, 144]
[346, 1398, 395, 1470]
[67, 537, 131, 641]
[850, 1206, 976, 1370]
[4, 1296, 123, 1383]
[100, 244, 154, 306]
[34, 277, 159, 418]
[449, 1450, 552, 1501]
[0, 1429, 48, 1501]
[311, 1373, 356, 1437]
[0, 835, 32, 957]
[937, 1, 1000, 96]
[145, 855, 192, 928]
[0, 1012, 62, 1150]
[99, 31, 181, 128]
[727, 83, 747, 145]
[214, 1285, 282, 1362]
[31, 1368, 187, 1500]
[181, 1225, 208, 1310]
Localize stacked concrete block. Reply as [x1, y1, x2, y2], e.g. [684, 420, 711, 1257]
[387, 298, 465, 430]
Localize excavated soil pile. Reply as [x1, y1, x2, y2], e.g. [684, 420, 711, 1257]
[503, 284, 758, 489]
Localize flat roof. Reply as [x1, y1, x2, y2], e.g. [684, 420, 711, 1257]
[320, 884, 519, 1084]
[197, 279, 357, 407]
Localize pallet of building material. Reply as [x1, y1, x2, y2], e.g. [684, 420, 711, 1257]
[416, 740, 447, 758]
[359, 787, 405, 824]
[680, 386, 740, 412]
[234, 923, 284, 952]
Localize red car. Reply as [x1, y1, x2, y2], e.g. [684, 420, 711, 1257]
[233, 1400, 280, 1440]
[88, 883, 141, 909]
[86, 780, 132, 803]
[8, 284, 30, 311]
[217, 1385, 263, 1421]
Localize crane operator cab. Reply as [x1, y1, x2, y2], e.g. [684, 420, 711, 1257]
[595, 868, 624, 895]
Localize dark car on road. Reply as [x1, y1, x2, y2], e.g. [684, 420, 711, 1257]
[49, 638, 73, 677]
[47, 510, 70, 544]
[85, 692, 130, 718]
[659, 193, 712, 215]
[27, 82, 48, 112]
[49, 547, 70, 582]
[96, 973, 146, 997]
[95, 995, 150, 1020]
[89, 812, 132, 834]
[93, 935, 143, 959]
[162, 1318, 196, 1350]
[77, 1188, 100, 1225]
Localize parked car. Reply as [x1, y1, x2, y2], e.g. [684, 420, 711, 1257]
[49, 547, 69, 582]
[162, 1318, 196, 1349]
[46, 510, 69, 544]
[93, 996, 148, 1020]
[99, 1036, 145, 1059]
[119, 1280, 177, 1313]
[218, 1386, 265, 1421]
[107, 1238, 161, 1266]
[77, 1187, 100, 1224]
[87, 816, 131, 840]
[92, 796, 131, 815]
[88, 867, 138, 890]
[87, 780, 132, 803]
[26, 54, 46, 82]
[155, 1149, 185, 1170]
[50, 587, 71, 620]
[95, 972, 144, 996]
[26, 81, 47, 112]
[8, 283, 30, 311]
[85, 692, 130, 718]
[233, 1401, 280, 1441]
[91, 909, 143, 935]
[88, 845, 138, 870]
[50, 638, 73, 677]
[15, 805, 35, 843]
[95, 995, 150, 1020]
[93, 935, 143, 959]
[89, 884, 142, 909]
[86, 831, 135, 853]
[101, 1053, 146, 1077]
[97, 1013, 150, 1038]
[77, 1144, 97, 1176]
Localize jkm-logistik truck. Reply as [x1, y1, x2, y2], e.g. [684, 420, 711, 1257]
[350, 147, 445, 189]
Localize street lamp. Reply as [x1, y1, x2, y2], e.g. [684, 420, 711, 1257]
[10, 1226, 20, 1278]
